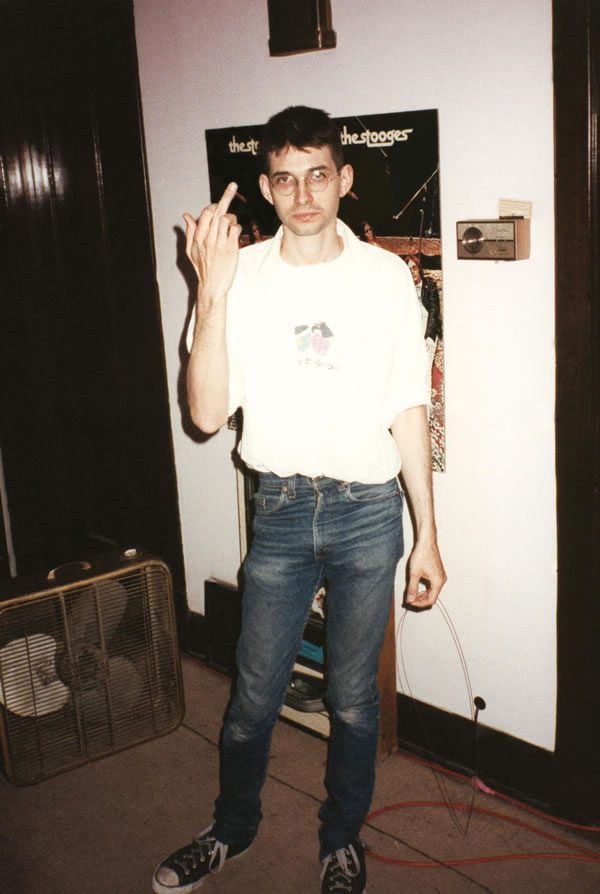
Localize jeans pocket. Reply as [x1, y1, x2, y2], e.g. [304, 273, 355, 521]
[254, 487, 288, 514]
[344, 479, 401, 503]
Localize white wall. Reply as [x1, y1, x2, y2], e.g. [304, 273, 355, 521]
[134, 0, 556, 751]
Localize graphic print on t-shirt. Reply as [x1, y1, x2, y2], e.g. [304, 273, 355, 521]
[294, 321, 339, 371]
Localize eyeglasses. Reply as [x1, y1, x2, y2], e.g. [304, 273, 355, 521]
[269, 168, 339, 196]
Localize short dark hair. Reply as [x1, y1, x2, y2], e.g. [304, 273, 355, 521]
[404, 253, 423, 272]
[259, 106, 344, 173]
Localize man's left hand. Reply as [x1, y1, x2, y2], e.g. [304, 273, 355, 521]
[405, 539, 447, 609]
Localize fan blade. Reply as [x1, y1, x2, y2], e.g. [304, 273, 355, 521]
[69, 579, 128, 644]
[0, 634, 70, 717]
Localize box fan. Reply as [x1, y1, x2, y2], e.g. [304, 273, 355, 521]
[0, 548, 184, 784]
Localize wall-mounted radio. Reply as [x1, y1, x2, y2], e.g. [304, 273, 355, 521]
[456, 218, 530, 260]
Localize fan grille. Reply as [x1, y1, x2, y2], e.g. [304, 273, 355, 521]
[0, 559, 183, 784]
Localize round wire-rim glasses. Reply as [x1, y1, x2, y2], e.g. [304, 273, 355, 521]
[269, 168, 340, 196]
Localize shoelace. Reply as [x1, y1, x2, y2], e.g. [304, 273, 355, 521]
[321, 844, 361, 892]
[174, 835, 228, 876]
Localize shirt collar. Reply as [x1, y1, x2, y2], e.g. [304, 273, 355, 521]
[256, 219, 380, 276]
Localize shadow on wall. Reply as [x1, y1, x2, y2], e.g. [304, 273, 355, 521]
[174, 224, 213, 445]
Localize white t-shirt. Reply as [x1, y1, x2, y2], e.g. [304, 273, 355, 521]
[189, 220, 429, 483]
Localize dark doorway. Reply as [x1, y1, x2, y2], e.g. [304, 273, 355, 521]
[0, 1, 185, 612]
[553, 0, 600, 822]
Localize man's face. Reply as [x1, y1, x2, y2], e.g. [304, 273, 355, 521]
[259, 144, 353, 239]
[408, 260, 422, 285]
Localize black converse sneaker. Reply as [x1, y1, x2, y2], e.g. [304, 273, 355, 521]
[320, 839, 366, 893]
[152, 827, 252, 893]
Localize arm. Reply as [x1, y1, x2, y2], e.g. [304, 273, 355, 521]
[391, 405, 446, 607]
[184, 182, 241, 433]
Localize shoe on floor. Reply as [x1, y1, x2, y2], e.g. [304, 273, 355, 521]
[320, 839, 366, 893]
[152, 827, 252, 893]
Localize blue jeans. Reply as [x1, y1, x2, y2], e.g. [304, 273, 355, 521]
[212, 473, 404, 859]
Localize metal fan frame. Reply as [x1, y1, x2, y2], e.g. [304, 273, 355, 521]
[0, 549, 184, 785]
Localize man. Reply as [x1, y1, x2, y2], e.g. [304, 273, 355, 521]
[153, 106, 446, 894]
[404, 253, 443, 373]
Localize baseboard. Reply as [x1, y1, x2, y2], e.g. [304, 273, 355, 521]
[186, 606, 207, 658]
[395, 692, 553, 810]
[186, 580, 242, 674]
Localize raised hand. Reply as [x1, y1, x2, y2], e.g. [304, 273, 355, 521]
[183, 182, 242, 301]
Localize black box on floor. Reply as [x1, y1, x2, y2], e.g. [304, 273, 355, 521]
[204, 580, 242, 674]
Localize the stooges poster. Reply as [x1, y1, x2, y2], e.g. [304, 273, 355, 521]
[205, 109, 445, 472]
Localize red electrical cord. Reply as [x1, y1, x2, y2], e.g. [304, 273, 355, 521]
[365, 799, 600, 867]
[364, 753, 600, 867]
[379, 604, 600, 867]
[404, 750, 600, 833]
